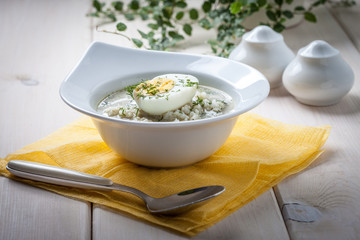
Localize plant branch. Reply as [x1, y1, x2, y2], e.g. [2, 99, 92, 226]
[87, 0, 356, 57]
[95, 25, 132, 41]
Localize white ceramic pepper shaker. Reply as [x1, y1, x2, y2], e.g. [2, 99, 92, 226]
[229, 25, 295, 88]
[283, 40, 354, 106]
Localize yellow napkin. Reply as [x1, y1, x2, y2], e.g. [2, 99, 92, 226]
[0, 113, 330, 236]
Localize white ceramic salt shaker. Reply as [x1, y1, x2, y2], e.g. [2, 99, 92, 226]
[229, 25, 295, 88]
[283, 40, 354, 106]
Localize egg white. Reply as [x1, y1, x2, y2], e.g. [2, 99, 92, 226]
[133, 74, 199, 115]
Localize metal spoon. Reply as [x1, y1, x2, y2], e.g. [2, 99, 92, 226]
[6, 160, 225, 214]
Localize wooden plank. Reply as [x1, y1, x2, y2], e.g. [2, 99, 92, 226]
[93, 190, 289, 240]
[0, 0, 91, 156]
[0, 1, 93, 239]
[251, 6, 360, 240]
[328, 0, 360, 52]
[0, 177, 91, 240]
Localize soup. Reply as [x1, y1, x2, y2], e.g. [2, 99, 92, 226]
[97, 74, 233, 122]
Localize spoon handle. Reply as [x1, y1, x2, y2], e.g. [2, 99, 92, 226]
[6, 160, 114, 190]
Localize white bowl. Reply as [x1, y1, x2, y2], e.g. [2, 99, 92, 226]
[60, 42, 269, 167]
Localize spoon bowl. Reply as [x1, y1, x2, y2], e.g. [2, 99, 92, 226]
[6, 160, 225, 214]
[145, 185, 225, 214]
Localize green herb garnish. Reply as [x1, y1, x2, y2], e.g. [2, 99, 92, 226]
[185, 81, 198, 87]
[193, 97, 204, 106]
[125, 81, 143, 99]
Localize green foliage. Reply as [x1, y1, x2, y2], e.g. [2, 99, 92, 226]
[304, 12, 317, 23]
[116, 22, 127, 31]
[189, 9, 199, 20]
[88, 0, 356, 56]
[183, 23, 192, 36]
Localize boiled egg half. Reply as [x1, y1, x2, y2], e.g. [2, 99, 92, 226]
[133, 74, 199, 115]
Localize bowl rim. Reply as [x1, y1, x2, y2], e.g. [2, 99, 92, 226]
[60, 41, 270, 128]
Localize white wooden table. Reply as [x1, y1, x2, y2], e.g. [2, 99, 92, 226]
[1, 1, 360, 239]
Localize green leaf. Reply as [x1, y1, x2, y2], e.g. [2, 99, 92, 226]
[163, 20, 174, 27]
[234, 27, 245, 37]
[258, 0, 267, 7]
[274, 0, 283, 6]
[116, 22, 127, 31]
[266, 10, 277, 21]
[276, 9, 282, 17]
[176, 1, 187, 8]
[210, 46, 217, 54]
[312, 0, 324, 7]
[230, 2, 242, 14]
[207, 39, 217, 46]
[153, 14, 162, 25]
[285, 0, 293, 4]
[132, 38, 143, 48]
[202, 1, 212, 13]
[189, 9, 199, 20]
[207, 40, 219, 54]
[273, 22, 285, 32]
[88, 12, 99, 17]
[124, 13, 135, 20]
[249, 3, 259, 13]
[106, 13, 117, 21]
[149, 0, 159, 7]
[129, 0, 140, 10]
[199, 18, 211, 29]
[304, 12, 317, 22]
[93, 0, 102, 12]
[137, 30, 148, 38]
[282, 10, 293, 19]
[162, 6, 173, 19]
[176, 11, 184, 20]
[183, 23, 192, 36]
[294, 6, 305, 12]
[112, 1, 124, 11]
[147, 31, 155, 38]
[147, 23, 159, 30]
[139, 12, 149, 20]
[169, 31, 185, 40]
[208, 9, 218, 19]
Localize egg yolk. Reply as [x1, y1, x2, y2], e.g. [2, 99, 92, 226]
[134, 78, 175, 97]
